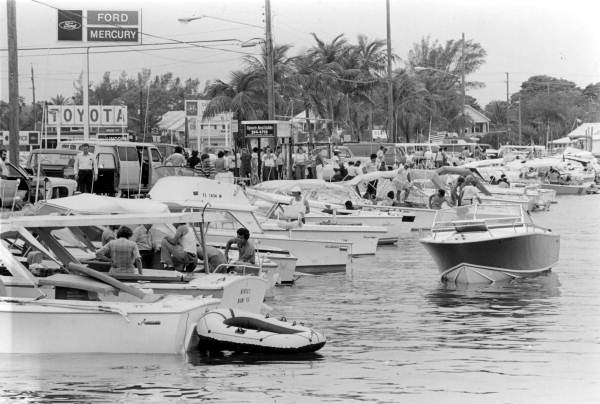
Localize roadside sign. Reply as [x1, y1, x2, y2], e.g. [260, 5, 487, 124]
[241, 121, 277, 138]
[57, 10, 82, 41]
[87, 27, 138, 42]
[87, 11, 138, 25]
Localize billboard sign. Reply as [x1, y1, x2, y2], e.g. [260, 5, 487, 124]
[57, 10, 83, 41]
[185, 100, 199, 117]
[46, 106, 127, 127]
[87, 10, 139, 42]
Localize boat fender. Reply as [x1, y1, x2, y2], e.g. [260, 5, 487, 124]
[280, 316, 287, 322]
[265, 313, 270, 318]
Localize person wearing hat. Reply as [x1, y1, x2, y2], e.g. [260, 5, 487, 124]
[74, 143, 97, 193]
[277, 186, 310, 222]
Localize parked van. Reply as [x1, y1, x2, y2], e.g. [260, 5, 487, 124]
[60, 141, 163, 196]
[345, 143, 396, 168]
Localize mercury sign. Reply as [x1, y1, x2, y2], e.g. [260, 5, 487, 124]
[87, 10, 139, 42]
[46, 106, 127, 126]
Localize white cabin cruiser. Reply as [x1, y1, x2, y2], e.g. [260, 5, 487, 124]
[148, 177, 353, 273]
[420, 204, 560, 284]
[0, 242, 222, 354]
[1, 211, 269, 313]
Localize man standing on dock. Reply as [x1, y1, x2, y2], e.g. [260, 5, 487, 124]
[74, 143, 97, 194]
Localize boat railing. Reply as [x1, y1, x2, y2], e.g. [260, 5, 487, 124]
[213, 262, 262, 276]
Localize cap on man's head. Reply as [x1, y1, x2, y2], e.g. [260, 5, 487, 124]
[290, 186, 302, 193]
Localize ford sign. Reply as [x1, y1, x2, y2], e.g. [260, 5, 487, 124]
[58, 10, 82, 41]
[58, 20, 81, 31]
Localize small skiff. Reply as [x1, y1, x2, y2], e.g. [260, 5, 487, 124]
[196, 308, 326, 354]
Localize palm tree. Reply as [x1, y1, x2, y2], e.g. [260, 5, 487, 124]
[50, 94, 70, 105]
[203, 70, 264, 149]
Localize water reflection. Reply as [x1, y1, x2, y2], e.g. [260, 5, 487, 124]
[422, 273, 562, 350]
[426, 272, 561, 312]
[187, 350, 325, 366]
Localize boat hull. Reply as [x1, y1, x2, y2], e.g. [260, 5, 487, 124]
[541, 183, 589, 195]
[208, 232, 351, 273]
[421, 232, 560, 284]
[0, 296, 219, 354]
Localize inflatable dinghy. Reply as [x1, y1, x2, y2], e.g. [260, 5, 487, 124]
[196, 308, 326, 353]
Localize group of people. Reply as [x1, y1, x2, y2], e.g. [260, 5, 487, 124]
[96, 222, 256, 275]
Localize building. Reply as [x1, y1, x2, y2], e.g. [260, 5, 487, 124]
[564, 122, 600, 156]
[156, 101, 234, 150]
[464, 105, 491, 135]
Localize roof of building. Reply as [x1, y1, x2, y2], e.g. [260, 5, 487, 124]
[464, 105, 491, 123]
[566, 122, 600, 140]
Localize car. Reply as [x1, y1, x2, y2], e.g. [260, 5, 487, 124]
[0, 161, 76, 208]
[25, 149, 78, 179]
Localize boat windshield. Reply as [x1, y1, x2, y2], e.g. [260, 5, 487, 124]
[432, 204, 526, 231]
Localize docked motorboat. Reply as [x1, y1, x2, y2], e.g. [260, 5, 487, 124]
[148, 177, 353, 273]
[0, 242, 222, 354]
[1, 211, 269, 313]
[420, 204, 560, 284]
[195, 308, 326, 354]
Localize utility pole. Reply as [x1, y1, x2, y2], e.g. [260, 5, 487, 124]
[546, 83, 550, 148]
[518, 93, 522, 145]
[31, 65, 37, 131]
[83, 47, 90, 140]
[386, 0, 394, 142]
[265, 0, 274, 121]
[505, 72, 509, 104]
[460, 32, 466, 138]
[7, 0, 20, 165]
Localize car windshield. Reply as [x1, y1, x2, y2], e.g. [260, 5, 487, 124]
[29, 153, 75, 168]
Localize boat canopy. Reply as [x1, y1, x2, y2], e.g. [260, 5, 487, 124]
[36, 193, 170, 215]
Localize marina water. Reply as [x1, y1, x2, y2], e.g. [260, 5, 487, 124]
[1, 195, 598, 403]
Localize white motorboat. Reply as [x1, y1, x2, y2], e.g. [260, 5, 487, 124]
[196, 308, 326, 354]
[0, 243, 221, 354]
[1, 211, 269, 313]
[148, 177, 353, 273]
[420, 204, 560, 284]
[252, 177, 436, 232]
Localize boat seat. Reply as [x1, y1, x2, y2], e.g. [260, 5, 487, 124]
[38, 273, 119, 295]
[453, 220, 488, 233]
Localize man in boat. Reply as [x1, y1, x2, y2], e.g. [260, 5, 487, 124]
[132, 224, 155, 268]
[224, 227, 256, 266]
[74, 143, 97, 194]
[101, 225, 118, 246]
[429, 189, 448, 210]
[392, 164, 413, 203]
[459, 178, 482, 206]
[196, 244, 227, 271]
[277, 186, 310, 222]
[95, 226, 143, 275]
[450, 176, 465, 206]
[160, 223, 198, 271]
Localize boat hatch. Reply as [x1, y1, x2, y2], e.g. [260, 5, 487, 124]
[453, 221, 488, 233]
[223, 317, 302, 334]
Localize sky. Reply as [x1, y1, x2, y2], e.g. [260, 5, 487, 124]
[1, 0, 600, 109]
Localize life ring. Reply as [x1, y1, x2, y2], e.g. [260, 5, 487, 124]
[196, 308, 326, 354]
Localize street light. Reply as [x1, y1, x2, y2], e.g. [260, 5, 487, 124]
[177, 15, 263, 29]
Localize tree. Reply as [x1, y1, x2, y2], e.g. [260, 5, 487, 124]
[203, 70, 264, 149]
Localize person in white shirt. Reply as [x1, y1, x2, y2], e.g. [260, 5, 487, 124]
[278, 186, 310, 221]
[74, 143, 98, 193]
[164, 146, 186, 166]
[392, 164, 413, 203]
[0, 149, 7, 177]
[293, 147, 308, 179]
[262, 147, 277, 181]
